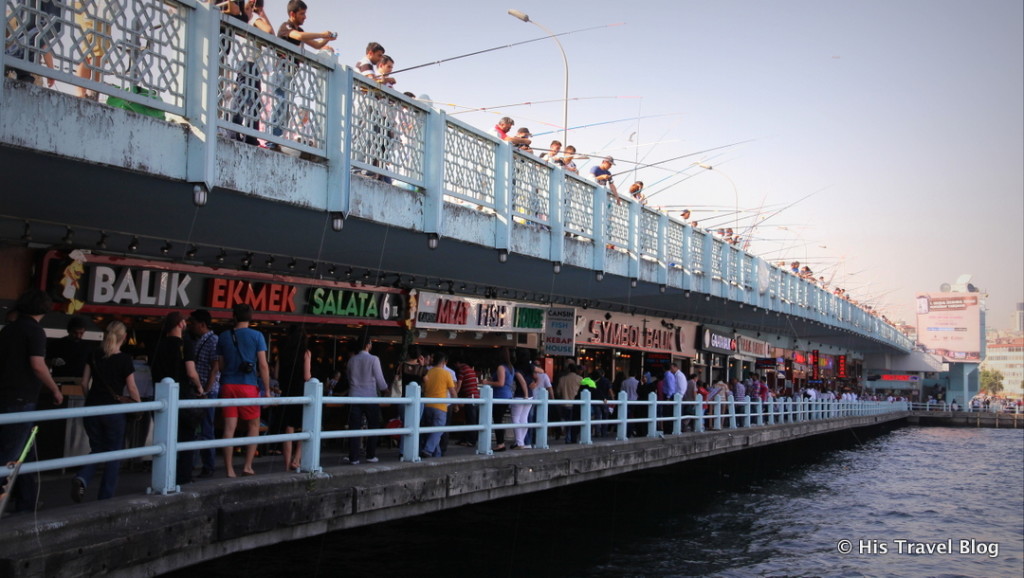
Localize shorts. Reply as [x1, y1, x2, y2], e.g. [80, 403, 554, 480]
[75, 3, 112, 59]
[220, 383, 260, 420]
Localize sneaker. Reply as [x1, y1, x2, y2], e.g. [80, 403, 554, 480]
[198, 468, 214, 479]
[70, 478, 85, 503]
[349, 460, 360, 465]
[419, 451, 432, 459]
[365, 457, 379, 463]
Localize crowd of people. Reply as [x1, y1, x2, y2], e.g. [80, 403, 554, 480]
[2, 284, 890, 513]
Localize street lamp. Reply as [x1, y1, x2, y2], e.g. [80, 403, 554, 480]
[508, 9, 569, 146]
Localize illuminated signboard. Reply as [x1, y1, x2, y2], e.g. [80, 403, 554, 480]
[837, 355, 848, 378]
[580, 310, 698, 356]
[413, 291, 543, 332]
[42, 251, 405, 325]
[915, 292, 982, 363]
[543, 307, 576, 356]
[699, 327, 737, 355]
[879, 374, 920, 382]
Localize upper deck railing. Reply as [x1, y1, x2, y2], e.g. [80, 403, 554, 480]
[1, 0, 912, 351]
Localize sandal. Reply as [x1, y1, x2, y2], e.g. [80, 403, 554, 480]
[492, 444, 507, 452]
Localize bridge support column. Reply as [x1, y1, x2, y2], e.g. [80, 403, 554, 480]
[535, 388, 549, 449]
[695, 394, 705, 433]
[149, 378, 179, 496]
[646, 392, 658, 438]
[477, 386, 494, 455]
[672, 394, 682, 435]
[401, 383, 422, 462]
[616, 391, 628, 441]
[580, 389, 593, 445]
[299, 379, 324, 474]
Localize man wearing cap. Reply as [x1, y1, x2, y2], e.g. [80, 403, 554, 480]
[188, 309, 219, 478]
[590, 156, 618, 194]
[493, 116, 532, 148]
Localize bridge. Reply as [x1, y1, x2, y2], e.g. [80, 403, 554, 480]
[0, 2, 931, 575]
[0, 0, 911, 354]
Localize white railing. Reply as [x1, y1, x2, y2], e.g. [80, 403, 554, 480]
[0, 377, 909, 496]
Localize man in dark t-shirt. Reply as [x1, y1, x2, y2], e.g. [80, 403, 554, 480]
[150, 311, 202, 485]
[0, 290, 63, 512]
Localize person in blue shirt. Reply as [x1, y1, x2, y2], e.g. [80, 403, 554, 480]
[214, 304, 269, 477]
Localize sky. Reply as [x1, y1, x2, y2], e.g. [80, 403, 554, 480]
[260, 0, 1023, 330]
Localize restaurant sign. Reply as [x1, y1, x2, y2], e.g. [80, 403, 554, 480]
[42, 251, 405, 325]
[413, 291, 544, 333]
[699, 327, 737, 355]
[579, 310, 698, 356]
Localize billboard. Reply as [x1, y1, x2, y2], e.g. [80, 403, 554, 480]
[915, 292, 981, 363]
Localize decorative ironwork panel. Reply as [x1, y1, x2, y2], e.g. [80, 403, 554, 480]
[443, 122, 495, 206]
[4, 0, 188, 110]
[605, 194, 629, 249]
[218, 21, 329, 152]
[510, 151, 550, 225]
[666, 221, 684, 268]
[741, 254, 755, 289]
[710, 238, 724, 280]
[638, 209, 660, 258]
[689, 229, 705, 275]
[349, 76, 426, 181]
[563, 176, 593, 237]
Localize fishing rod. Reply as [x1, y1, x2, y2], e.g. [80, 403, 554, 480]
[610, 138, 756, 177]
[391, 22, 625, 75]
[448, 95, 641, 116]
[531, 112, 679, 138]
[0, 426, 38, 517]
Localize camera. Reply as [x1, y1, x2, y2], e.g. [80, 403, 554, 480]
[239, 361, 255, 374]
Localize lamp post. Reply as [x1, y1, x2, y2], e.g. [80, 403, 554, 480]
[508, 9, 569, 146]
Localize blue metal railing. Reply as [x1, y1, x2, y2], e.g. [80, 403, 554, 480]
[0, 377, 910, 496]
[0, 0, 912, 352]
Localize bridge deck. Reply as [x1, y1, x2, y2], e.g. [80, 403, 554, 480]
[1, 412, 906, 578]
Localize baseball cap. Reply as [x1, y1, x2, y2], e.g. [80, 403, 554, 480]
[603, 156, 615, 165]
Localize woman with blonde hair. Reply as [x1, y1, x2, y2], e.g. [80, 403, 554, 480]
[71, 321, 140, 502]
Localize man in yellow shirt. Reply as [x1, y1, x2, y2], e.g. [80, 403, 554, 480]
[420, 353, 456, 458]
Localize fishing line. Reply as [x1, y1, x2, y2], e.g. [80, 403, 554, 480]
[390, 23, 624, 75]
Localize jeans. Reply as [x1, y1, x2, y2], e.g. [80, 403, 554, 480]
[0, 401, 39, 512]
[75, 412, 127, 500]
[348, 403, 382, 462]
[177, 408, 201, 484]
[199, 407, 217, 472]
[458, 401, 479, 444]
[510, 399, 531, 447]
[492, 401, 509, 446]
[420, 407, 447, 457]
